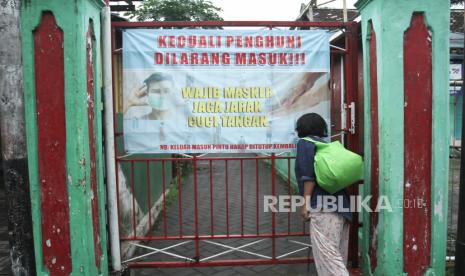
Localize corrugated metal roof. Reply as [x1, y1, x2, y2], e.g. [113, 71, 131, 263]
[109, 0, 143, 11]
[297, 8, 359, 22]
[298, 7, 464, 35]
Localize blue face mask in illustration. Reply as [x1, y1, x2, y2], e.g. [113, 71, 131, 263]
[148, 94, 168, 110]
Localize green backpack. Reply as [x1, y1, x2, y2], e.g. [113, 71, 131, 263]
[302, 137, 363, 194]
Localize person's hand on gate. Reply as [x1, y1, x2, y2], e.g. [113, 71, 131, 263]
[301, 181, 314, 222]
[124, 84, 148, 114]
[301, 205, 310, 222]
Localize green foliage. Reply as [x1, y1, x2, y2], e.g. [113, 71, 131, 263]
[451, 0, 464, 4]
[129, 0, 223, 22]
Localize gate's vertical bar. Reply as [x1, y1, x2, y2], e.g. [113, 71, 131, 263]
[102, 5, 121, 270]
[110, 30, 117, 135]
[177, 160, 183, 237]
[225, 160, 230, 237]
[162, 160, 167, 237]
[271, 153, 276, 260]
[111, 23, 122, 232]
[210, 160, 214, 236]
[131, 161, 136, 238]
[147, 161, 151, 235]
[287, 158, 291, 234]
[193, 156, 199, 259]
[115, 160, 121, 232]
[240, 159, 244, 236]
[344, 22, 360, 150]
[344, 21, 360, 268]
[256, 159, 260, 235]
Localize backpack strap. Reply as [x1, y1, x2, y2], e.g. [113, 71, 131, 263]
[301, 137, 324, 146]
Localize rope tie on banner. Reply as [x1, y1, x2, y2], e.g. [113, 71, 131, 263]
[330, 130, 348, 139]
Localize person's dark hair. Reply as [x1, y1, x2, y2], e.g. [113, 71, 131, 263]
[144, 72, 173, 86]
[295, 113, 328, 138]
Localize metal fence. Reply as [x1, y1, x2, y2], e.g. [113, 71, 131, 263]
[448, 150, 460, 257]
[116, 154, 321, 268]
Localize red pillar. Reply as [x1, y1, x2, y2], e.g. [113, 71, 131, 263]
[34, 12, 72, 275]
[403, 13, 432, 276]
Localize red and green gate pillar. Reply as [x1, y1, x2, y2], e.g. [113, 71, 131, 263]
[355, 0, 449, 275]
[21, 0, 108, 275]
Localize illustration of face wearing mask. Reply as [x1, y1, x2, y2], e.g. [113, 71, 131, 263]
[146, 79, 173, 111]
[148, 93, 169, 110]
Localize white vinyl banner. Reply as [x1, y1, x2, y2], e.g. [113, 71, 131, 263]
[122, 29, 331, 153]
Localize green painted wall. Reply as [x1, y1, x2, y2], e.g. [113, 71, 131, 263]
[274, 153, 297, 191]
[356, 0, 449, 275]
[21, 0, 108, 275]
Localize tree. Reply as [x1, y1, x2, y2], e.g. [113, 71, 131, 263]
[129, 0, 223, 22]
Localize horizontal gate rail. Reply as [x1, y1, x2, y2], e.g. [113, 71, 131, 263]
[120, 233, 310, 241]
[117, 155, 297, 162]
[128, 257, 314, 268]
[111, 20, 347, 28]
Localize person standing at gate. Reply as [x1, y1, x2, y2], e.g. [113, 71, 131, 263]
[294, 113, 352, 276]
